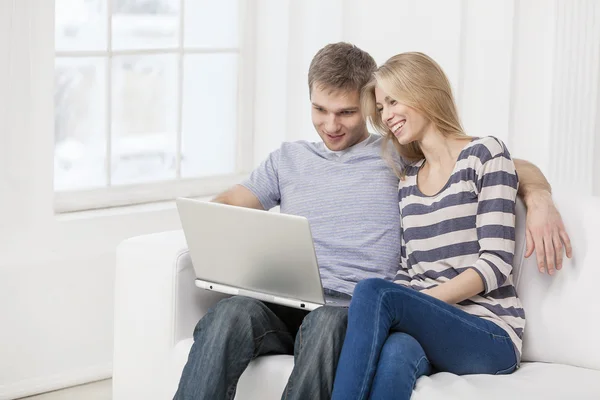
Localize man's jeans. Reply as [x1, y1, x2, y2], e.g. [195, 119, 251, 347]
[332, 279, 518, 400]
[173, 291, 350, 400]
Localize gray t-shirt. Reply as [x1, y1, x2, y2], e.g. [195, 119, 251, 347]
[241, 134, 401, 295]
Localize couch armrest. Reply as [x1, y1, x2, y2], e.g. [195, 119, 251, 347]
[113, 230, 229, 400]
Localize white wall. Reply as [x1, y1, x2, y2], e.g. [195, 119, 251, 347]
[597, 122, 600, 194]
[285, 0, 344, 143]
[510, 0, 600, 195]
[0, 2, 183, 399]
[341, 0, 516, 145]
[508, 0, 557, 175]
[1, 0, 599, 398]
[275, 0, 600, 195]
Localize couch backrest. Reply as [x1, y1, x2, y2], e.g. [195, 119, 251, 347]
[513, 193, 600, 370]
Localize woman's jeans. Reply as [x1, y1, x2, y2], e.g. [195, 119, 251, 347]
[332, 279, 518, 400]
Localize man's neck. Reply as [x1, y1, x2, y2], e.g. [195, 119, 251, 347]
[353, 132, 370, 146]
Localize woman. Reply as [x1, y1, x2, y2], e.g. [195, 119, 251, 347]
[331, 52, 525, 399]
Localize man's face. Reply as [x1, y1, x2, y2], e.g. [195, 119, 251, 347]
[310, 84, 370, 151]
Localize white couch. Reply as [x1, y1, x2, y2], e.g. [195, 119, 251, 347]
[113, 194, 600, 400]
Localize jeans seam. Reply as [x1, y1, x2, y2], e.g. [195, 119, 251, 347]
[223, 329, 288, 399]
[411, 356, 429, 388]
[283, 326, 302, 400]
[383, 287, 511, 339]
[253, 330, 284, 343]
[252, 329, 288, 357]
[495, 361, 518, 375]
[225, 380, 238, 400]
[357, 286, 387, 399]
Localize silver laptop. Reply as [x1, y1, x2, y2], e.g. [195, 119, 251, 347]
[176, 197, 351, 311]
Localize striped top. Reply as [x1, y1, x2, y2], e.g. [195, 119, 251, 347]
[241, 134, 402, 295]
[395, 136, 525, 359]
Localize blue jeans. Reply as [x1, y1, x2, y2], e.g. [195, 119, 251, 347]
[332, 279, 518, 400]
[174, 293, 350, 400]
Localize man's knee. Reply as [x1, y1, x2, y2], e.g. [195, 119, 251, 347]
[215, 296, 268, 317]
[299, 306, 348, 342]
[195, 296, 270, 338]
[291, 306, 348, 374]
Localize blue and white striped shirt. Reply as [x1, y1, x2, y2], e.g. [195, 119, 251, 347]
[395, 136, 525, 359]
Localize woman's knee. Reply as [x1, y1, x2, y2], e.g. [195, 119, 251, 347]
[375, 333, 431, 394]
[379, 333, 430, 376]
[352, 278, 388, 299]
[381, 333, 425, 362]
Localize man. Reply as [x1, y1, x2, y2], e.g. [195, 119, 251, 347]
[174, 42, 571, 400]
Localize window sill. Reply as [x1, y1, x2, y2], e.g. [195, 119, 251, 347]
[54, 198, 181, 222]
[53, 173, 248, 214]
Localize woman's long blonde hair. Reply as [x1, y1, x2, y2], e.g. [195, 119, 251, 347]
[361, 52, 467, 178]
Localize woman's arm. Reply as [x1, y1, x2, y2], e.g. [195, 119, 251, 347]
[425, 139, 518, 304]
[422, 269, 483, 304]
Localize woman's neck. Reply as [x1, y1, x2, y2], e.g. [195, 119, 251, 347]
[418, 129, 457, 170]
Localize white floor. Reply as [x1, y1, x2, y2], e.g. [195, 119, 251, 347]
[18, 380, 112, 400]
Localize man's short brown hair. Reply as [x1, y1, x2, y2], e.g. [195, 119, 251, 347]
[308, 42, 377, 96]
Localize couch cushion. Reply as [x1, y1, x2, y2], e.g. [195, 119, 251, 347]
[413, 362, 600, 399]
[516, 194, 600, 370]
[167, 339, 295, 400]
[236, 355, 294, 400]
[169, 339, 600, 399]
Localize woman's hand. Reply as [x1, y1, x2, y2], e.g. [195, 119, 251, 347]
[418, 269, 485, 304]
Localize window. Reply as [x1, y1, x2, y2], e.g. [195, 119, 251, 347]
[54, 0, 255, 212]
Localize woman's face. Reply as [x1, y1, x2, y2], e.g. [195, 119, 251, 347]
[374, 85, 430, 145]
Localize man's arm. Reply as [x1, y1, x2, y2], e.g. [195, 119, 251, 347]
[211, 185, 265, 210]
[513, 159, 573, 275]
[514, 158, 551, 200]
[212, 147, 281, 211]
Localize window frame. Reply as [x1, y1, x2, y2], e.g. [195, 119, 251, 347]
[53, 0, 256, 213]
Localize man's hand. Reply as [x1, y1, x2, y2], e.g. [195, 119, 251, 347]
[524, 191, 572, 275]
